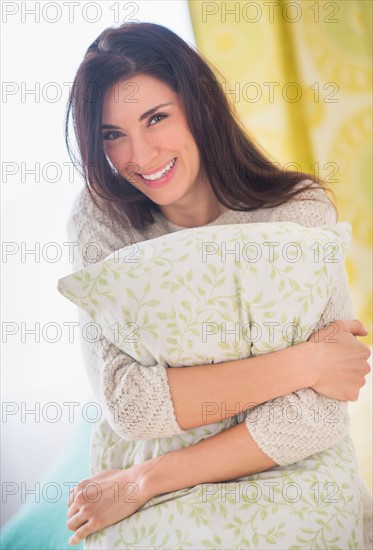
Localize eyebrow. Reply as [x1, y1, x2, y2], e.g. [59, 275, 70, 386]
[102, 102, 173, 129]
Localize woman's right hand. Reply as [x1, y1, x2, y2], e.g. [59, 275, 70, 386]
[308, 319, 371, 401]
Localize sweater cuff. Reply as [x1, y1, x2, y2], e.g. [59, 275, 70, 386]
[243, 390, 349, 466]
[158, 365, 189, 437]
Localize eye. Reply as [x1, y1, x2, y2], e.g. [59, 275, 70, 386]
[103, 130, 123, 141]
[148, 113, 168, 126]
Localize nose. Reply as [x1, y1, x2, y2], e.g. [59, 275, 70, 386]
[127, 131, 160, 175]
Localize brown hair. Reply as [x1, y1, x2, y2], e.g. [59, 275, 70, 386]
[65, 22, 337, 230]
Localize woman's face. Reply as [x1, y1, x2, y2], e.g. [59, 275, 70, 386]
[102, 73, 209, 216]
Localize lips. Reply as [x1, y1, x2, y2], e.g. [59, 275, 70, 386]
[139, 158, 176, 181]
[137, 158, 177, 188]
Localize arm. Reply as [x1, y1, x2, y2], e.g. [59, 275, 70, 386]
[146, 422, 276, 493]
[67, 422, 275, 545]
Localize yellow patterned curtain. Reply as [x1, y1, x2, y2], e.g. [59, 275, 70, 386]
[188, 0, 372, 344]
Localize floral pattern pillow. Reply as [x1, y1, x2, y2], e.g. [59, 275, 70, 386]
[58, 221, 351, 366]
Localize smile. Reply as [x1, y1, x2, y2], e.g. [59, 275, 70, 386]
[139, 158, 176, 181]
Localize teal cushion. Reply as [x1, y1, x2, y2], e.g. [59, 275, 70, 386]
[1, 421, 91, 549]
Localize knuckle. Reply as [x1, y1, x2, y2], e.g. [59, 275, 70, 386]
[76, 526, 88, 540]
[358, 344, 367, 355]
[66, 518, 75, 530]
[76, 491, 85, 505]
[78, 479, 90, 489]
[90, 517, 99, 530]
[80, 503, 89, 514]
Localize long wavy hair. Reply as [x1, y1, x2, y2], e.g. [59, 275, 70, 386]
[65, 22, 336, 230]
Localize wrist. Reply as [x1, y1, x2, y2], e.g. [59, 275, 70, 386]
[138, 454, 178, 500]
[299, 341, 320, 388]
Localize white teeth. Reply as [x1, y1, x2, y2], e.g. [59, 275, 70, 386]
[141, 158, 176, 181]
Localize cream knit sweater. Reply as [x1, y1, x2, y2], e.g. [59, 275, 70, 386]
[66, 180, 355, 466]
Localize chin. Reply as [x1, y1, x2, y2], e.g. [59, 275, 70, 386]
[146, 191, 186, 208]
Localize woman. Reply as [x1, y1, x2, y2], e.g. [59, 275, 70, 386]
[65, 22, 371, 548]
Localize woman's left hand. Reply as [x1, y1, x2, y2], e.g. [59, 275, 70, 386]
[66, 464, 154, 545]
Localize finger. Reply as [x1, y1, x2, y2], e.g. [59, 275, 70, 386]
[69, 477, 92, 500]
[362, 345, 372, 360]
[69, 520, 94, 546]
[66, 509, 88, 532]
[67, 491, 77, 507]
[69, 486, 79, 503]
[344, 319, 368, 336]
[76, 478, 92, 489]
[67, 500, 80, 520]
[364, 362, 371, 375]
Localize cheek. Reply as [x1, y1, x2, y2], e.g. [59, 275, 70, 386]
[181, 128, 200, 163]
[170, 128, 199, 162]
[188, 141, 201, 172]
[105, 147, 128, 173]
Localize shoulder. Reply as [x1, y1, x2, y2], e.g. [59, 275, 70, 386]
[65, 188, 141, 272]
[66, 186, 134, 243]
[264, 179, 338, 227]
[66, 187, 96, 234]
[67, 187, 107, 232]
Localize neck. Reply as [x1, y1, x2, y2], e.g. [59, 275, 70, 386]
[161, 201, 228, 228]
[160, 178, 229, 228]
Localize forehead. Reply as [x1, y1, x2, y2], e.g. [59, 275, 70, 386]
[103, 74, 177, 113]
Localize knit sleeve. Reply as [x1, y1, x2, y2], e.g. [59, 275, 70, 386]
[65, 189, 187, 441]
[242, 183, 353, 466]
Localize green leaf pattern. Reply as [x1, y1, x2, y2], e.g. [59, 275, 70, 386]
[87, 424, 363, 548]
[58, 222, 351, 365]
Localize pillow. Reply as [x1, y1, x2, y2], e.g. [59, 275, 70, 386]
[57, 221, 351, 367]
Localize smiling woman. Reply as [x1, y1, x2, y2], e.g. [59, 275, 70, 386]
[64, 21, 371, 549]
